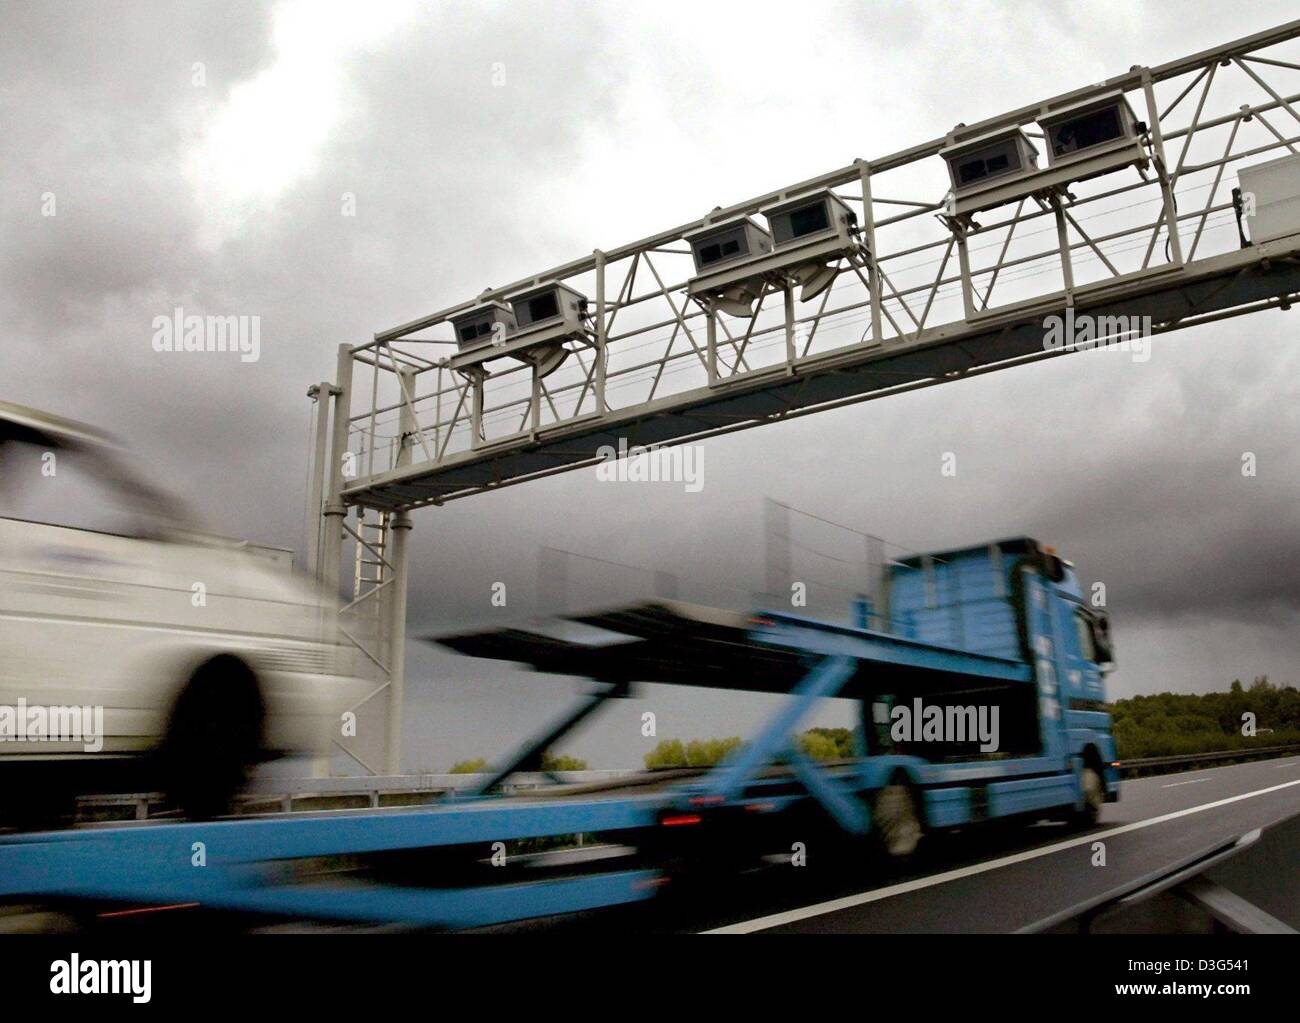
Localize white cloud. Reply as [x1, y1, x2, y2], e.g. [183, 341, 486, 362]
[185, 0, 419, 247]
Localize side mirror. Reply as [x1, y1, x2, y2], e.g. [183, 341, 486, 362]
[1041, 552, 1067, 582]
[1090, 611, 1115, 665]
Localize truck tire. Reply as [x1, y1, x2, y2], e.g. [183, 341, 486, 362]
[1076, 765, 1104, 826]
[872, 782, 923, 858]
[159, 656, 265, 820]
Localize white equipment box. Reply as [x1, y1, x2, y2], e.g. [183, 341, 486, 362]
[1240, 153, 1300, 244]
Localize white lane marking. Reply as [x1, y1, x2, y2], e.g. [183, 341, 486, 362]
[703, 776, 1300, 934]
[1162, 778, 1209, 788]
[1276, 760, 1300, 769]
[1120, 756, 1289, 792]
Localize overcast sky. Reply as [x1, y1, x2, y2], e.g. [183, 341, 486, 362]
[4, 0, 1299, 771]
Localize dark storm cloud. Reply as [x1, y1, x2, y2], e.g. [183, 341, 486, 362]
[1, 0, 274, 317]
[1, 0, 631, 549]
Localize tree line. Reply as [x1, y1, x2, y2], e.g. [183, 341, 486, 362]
[1109, 676, 1300, 758]
[437, 679, 1300, 772]
[639, 679, 1300, 767]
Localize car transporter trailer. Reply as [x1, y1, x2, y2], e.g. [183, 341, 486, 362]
[0, 541, 1122, 930]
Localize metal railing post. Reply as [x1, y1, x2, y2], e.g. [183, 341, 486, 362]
[595, 248, 608, 411]
[856, 159, 884, 345]
[1143, 66, 1186, 267]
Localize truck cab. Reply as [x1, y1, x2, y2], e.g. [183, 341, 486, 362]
[864, 537, 1120, 809]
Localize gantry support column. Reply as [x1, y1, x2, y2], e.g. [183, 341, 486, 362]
[384, 510, 412, 774]
[304, 379, 333, 779]
[320, 343, 354, 601]
[383, 367, 417, 774]
[309, 344, 353, 778]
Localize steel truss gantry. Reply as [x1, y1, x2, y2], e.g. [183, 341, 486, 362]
[308, 21, 1300, 773]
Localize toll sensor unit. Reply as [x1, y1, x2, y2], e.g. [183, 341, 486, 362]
[943, 92, 1149, 219]
[449, 300, 515, 357]
[450, 282, 591, 377]
[686, 191, 865, 315]
[685, 216, 775, 317]
[760, 189, 860, 301]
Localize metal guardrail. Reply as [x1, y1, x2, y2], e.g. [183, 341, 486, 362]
[1118, 743, 1300, 775]
[244, 769, 638, 797]
[76, 770, 640, 820]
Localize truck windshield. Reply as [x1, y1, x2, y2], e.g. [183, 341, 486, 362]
[1074, 609, 1098, 662]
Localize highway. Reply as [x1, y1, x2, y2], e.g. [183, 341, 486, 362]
[3, 756, 1295, 934]
[707, 756, 1300, 934]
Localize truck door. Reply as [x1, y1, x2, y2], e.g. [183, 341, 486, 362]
[1019, 565, 1069, 763]
[1061, 605, 1106, 709]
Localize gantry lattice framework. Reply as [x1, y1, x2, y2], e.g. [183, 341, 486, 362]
[308, 20, 1300, 773]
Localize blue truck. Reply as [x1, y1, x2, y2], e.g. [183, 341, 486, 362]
[634, 535, 1121, 864]
[485, 535, 1121, 865]
[0, 536, 1118, 929]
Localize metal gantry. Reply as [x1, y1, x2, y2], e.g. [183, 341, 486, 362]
[307, 21, 1300, 773]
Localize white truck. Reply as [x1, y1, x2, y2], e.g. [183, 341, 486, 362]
[0, 401, 364, 821]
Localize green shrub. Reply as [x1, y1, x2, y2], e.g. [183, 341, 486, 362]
[448, 758, 489, 774]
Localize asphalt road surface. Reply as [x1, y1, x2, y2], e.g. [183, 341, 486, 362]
[482, 755, 1300, 933]
[5, 757, 1296, 934]
[701, 756, 1300, 933]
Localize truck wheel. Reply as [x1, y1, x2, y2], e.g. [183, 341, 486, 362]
[159, 656, 264, 820]
[872, 782, 923, 858]
[1076, 766, 1104, 826]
